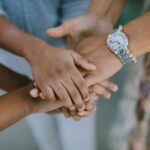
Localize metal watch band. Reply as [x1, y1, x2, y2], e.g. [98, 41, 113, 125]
[107, 25, 137, 64]
[117, 48, 137, 64]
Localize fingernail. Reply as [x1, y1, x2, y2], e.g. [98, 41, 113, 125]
[77, 104, 85, 112]
[94, 107, 97, 112]
[113, 85, 118, 92]
[106, 93, 111, 99]
[84, 96, 89, 102]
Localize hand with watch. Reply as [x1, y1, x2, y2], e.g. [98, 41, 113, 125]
[107, 25, 137, 65]
[75, 11, 150, 86]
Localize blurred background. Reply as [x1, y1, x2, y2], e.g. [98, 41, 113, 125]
[0, 1, 143, 150]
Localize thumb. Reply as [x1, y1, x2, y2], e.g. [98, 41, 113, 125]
[70, 50, 96, 71]
[46, 23, 68, 38]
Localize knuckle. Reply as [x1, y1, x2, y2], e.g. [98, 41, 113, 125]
[72, 90, 80, 101]
[61, 94, 68, 102]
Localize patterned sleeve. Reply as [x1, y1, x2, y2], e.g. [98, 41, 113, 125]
[60, 0, 91, 22]
[0, 1, 8, 19]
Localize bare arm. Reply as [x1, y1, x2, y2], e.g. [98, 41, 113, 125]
[105, 0, 127, 25]
[0, 64, 30, 91]
[74, 12, 150, 87]
[0, 87, 32, 131]
[0, 17, 42, 62]
[124, 12, 150, 57]
[87, 0, 115, 18]
[47, 0, 127, 42]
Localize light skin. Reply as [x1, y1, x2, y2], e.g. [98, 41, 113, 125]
[0, 0, 126, 122]
[49, 11, 150, 89]
[0, 16, 97, 112]
[46, 0, 126, 118]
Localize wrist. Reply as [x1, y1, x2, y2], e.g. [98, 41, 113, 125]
[17, 85, 38, 115]
[22, 36, 50, 65]
[124, 20, 150, 58]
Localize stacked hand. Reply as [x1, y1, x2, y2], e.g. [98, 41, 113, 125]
[30, 15, 120, 120]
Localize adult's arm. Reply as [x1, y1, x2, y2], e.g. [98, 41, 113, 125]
[0, 64, 30, 91]
[75, 12, 150, 86]
[105, 0, 127, 25]
[0, 15, 97, 111]
[87, 0, 115, 18]
[0, 87, 32, 131]
[47, 0, 127, 45]
[0, 85, 64, 131]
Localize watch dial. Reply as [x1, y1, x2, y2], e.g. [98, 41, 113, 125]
[107, 30, 128, 53]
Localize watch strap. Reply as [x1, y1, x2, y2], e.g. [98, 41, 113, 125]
[117, 48, 137, 64]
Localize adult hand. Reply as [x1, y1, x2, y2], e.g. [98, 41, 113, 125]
[76, 36, 123, 86]
[30, 79, 118, 120]
[29, 41, 96, 111]
[22, 84, 64, 114]
[47, 14, 113, 48]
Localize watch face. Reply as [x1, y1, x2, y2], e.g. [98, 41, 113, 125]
[107, 30, 128, 53]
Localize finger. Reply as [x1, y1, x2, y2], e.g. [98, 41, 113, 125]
[46, 101, 63, 112]
[39, 92, 46, 100]
[78, 102, 96, 117]
[85, 102, 96, 112]
[85, 74, 99, 87]
[30, 87, 39, 98]
[100, 80, 118, 92]
[39, 84, 56, 102]
[72, 115, 81, 121]
[62, 77, 85, 111]
[46, 23, 69, 38]
[68, 105, 76, 115]
[89, 84, 111, 99]
[78, 111, 91, 117]
[70, 50, 96, 71]
[60, 107, 70, 118]
[71, 69, 89, 101]
[51, 82, 74, 108]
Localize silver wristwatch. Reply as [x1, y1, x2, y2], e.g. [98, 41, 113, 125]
[107, 25, 137, 64]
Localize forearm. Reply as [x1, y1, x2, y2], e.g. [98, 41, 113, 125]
[87, 0, 115, 18]
[0, 17, 47, 63]
[0, 87, 31, 131]
[124, 12, 150, 57]
[105, 0, 127, 25]
[61, 0, 91, 21]
[0, 64, 30, 92]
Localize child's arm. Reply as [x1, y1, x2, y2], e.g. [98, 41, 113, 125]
[0, 64, 30, 92]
